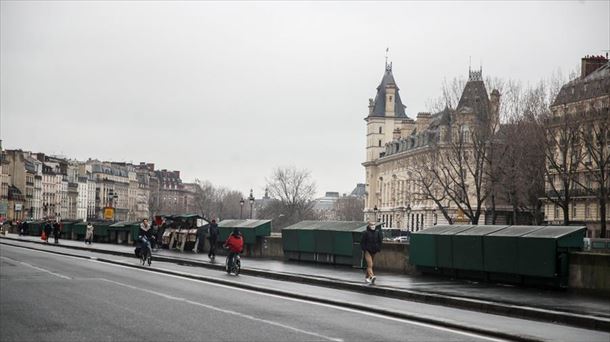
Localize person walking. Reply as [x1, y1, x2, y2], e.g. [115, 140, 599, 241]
[360, 221, 383, 284]
[196, 223, 207, 254]
[207, 219, 219, 260]
[43, 221, 52, 243]
[52, 221, 61, 244]
[85, 222, 95, 245]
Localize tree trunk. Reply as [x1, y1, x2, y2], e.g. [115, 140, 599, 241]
[562, 204, 570, 226]
[491, 193, 497, 224]
[600, 196, 607, 238]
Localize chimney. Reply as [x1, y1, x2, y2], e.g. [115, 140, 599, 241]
[392, 128, 401, 141]
[416, 112, 432, 132]
[368, 98, 374, 116]
[173, 170, 180, 179]
[581, 55, 608, 79]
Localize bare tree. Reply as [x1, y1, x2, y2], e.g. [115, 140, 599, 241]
[406, 152, 454, 224]
[577, 107, 610, 237]
[261, 166, 317, 229]
[334, 196, 364, 221]
[539, 109, 584, 225]
[192, 179, 215, 218]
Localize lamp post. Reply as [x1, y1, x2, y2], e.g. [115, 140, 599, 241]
[239, 198, 245, 219]
[248, 189, 255, 219]
[406, 204, 412, 230]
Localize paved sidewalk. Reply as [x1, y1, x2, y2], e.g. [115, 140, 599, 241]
[2, 233, 609, 322]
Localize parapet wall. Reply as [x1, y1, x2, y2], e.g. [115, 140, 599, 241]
[253, 235, 609, 292]
[569, 252, 610, 294]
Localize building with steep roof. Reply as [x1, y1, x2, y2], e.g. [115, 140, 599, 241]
[363, 62, 501, 230]
[545, 55, 609, 237]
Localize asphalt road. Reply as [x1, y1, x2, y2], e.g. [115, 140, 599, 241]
[0, 244, 502, 342]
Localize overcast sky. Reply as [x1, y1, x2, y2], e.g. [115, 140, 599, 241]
[1, 1, 608, 198]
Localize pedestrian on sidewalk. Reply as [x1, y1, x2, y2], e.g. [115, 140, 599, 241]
[85, 222, 94, 245]
[208, 219, 219, 260]
[196, 223, 207, 253]
[360, 221, 382, 284]
[43, 221, 52, 243]
[52, 221, 61, 244]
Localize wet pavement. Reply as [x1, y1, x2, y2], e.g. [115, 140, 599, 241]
[3, 233, 610, 319]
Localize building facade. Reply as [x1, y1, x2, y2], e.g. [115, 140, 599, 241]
[363, 62, 501, 230]
[544, 55, 610, 237]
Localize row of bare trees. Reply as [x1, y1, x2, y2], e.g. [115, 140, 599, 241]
[191, 180, 245, 220]
[411, 74, 608, 236]
[257, 167, 319, 231]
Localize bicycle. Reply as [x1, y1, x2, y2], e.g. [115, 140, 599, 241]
[225, 253, 241, 275]
[138, 236, 153, 266]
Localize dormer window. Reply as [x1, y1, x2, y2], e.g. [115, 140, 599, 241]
[389, 96, 393, 102]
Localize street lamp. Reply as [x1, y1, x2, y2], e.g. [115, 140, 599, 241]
[406, 204, 412, 230]
[248, 189, 255, 219]
[239, 198, 245, 219]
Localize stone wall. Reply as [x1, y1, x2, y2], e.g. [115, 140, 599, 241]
[241, 235, 610, 293]
[373, 241, 418, 274]
[569, 252, 610, 294]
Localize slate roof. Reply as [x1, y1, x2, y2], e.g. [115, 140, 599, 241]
[370, 64, 408, 118]
[552, 61, 610, 106]
[456, 70, 491, 123]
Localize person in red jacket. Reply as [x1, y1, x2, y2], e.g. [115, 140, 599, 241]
[224, 228, 244, 269]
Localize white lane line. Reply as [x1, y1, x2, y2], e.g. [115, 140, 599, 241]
[0, 256, 71, 280]
[97, 278, 343, 342]
[1, 243, 504, 341]
[91, 261, 505, 342]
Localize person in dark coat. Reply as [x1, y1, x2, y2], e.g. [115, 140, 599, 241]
[208, 219, 219, 260]
[52, 221, 61, 244]
[196, 224, 208, 253]
[43, 221, 52, 243]
[360, 221, 383, 284]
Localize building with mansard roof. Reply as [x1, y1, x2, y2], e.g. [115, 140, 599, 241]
[544, 55, 609, 238]
[362, 62, 503, 230]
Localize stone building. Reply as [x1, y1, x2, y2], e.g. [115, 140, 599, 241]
[544, 55, 610, 237]
[363, 62, 501, 230]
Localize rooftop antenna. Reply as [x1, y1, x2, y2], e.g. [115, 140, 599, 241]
[469, 56, 472, 73]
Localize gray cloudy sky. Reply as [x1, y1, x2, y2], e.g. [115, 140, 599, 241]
[1, 1, 608, 198]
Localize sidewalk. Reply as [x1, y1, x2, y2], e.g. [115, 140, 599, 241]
[2, 233, 609, 330]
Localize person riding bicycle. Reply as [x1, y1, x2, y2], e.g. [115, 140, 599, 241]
[223, 228, 243, 269]
[138, 218, 153, 256]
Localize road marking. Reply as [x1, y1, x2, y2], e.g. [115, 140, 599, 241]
[1, 242, 505, 341]
[97, 278, 344, 342]
[0, 256, 71, 280]
[92, 261, 505, 342]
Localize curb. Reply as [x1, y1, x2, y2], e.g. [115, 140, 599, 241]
[0, 239, 543, 342]
[2, 236, 609, 333]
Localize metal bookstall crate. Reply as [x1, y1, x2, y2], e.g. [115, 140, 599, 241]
[27, 221, 44, 236]
[517, 226, 586, 286]
[109, 221, 139, 244]
[72, 222, 87, 240]
[483, 225, 545, 283]
[410, 225, 468, 269]
[281, 221, 373, 265]
[218, 219, 272, 245]
[436, 225, 476, 271]
[59, 220, 80, 240]
[452, 225, 509, 273]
